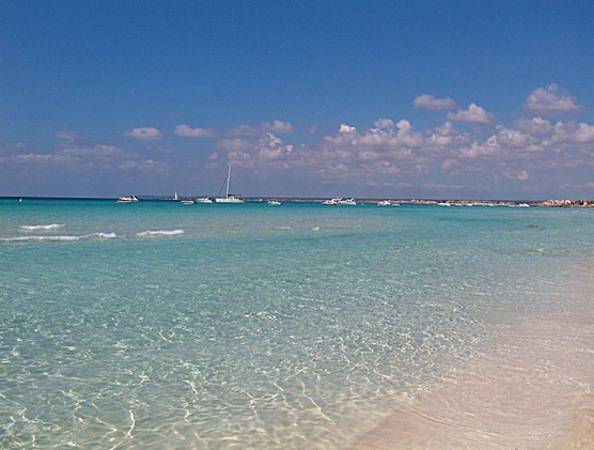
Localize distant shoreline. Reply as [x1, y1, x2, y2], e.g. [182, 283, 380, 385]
[2, 196, 594, 208]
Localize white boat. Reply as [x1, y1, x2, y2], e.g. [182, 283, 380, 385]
[181, 199, 195, 205]
[338, 198, 357, 205]
[322, 197, 342, 205]
[117, 195, 139, 203]
[516, 203, 530, 208]
[173, 191, 179, 201]
[214, 165, 244, 203]
[377, 200, 392, 207]
[215, 196, 244, 204]
[268, 200, 282, 206]
[437, 202, 451, 207]
[196, 197, 213, 204]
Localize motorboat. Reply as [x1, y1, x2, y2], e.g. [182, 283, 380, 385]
[196, 197, 213, 204]
[181, 199, 195, 205]
[117, 195, 139, 203]
[377, 200, 392, 207]
[322, 197, 342, 205]
[267, 200, 282, 206]
[338, 198, 357, 206]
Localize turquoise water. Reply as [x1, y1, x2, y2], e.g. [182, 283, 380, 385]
[1, 200, 593, 448]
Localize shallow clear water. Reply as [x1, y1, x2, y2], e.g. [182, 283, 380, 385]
[1, 200, 593, 448]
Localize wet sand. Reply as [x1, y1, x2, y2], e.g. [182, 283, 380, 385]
[353, 275, 594, 450]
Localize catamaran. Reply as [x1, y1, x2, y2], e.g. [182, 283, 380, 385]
[215, 165, 244, 203]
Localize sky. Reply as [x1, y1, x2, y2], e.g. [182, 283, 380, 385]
[1, 0, 594, 199]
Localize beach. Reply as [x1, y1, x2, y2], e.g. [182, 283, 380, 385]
[354, 264, 594, 449]
[1, 199, 593, 448]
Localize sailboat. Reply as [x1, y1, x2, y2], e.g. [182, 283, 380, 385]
[214, 165, 244, 203]
[173, 191, 179, 201]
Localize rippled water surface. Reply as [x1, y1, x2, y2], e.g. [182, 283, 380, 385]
[1, 199, 593, 448]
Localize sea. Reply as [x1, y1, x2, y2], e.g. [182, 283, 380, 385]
[1, 198, 593, 449]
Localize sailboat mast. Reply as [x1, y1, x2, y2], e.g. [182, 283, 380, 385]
[225, 165, 231, 198]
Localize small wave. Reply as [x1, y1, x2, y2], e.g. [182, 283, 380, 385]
[273, 226, 294, 232]
[20, 224, 64, 231]
[136, 229, 184, 238]
[0, 232, 116, 243]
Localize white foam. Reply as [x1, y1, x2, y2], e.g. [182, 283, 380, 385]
[20, 224, 64, 231]
[0, 232, 117, 243]
[136, 229, 184, 238]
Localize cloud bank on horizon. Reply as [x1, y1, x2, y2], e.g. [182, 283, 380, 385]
[2, 85, 594, 199]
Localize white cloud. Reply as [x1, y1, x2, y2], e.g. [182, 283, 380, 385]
[339, 124, 357, 134]
[374, 118, 394, 129]
[124, 127, 162, 140]
[228, 120, 294, 136]
[118, 159, 170, 173]
[3, 143, 160, 174]
[575, 123, 594, 143]
[503, 169, 529, 181]
[57, 144, 130, 158]
[11, 145, 135, 164]
[174, 124, 215, 138]
[12, 94, 594, 196]
[413, 94, 457, 111]
[448, 103, 493, 124]
[427, 121, 470, 147]
[14, 153, 57, 162]
[217, 138, 251, 152]
[492, 126, 538, 149]
[263, 120, 294, 134]
[55, 130, 79, 141]
[256, 133, 294, 161]
[525, 84, 580, 114]
[459, 140, 498, 159]
[516, 117, 553, 135]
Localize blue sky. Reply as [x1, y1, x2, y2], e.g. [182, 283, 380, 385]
[1, 0, 594, 199]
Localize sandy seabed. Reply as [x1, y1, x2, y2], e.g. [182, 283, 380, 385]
[353, 269, 594, 450]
